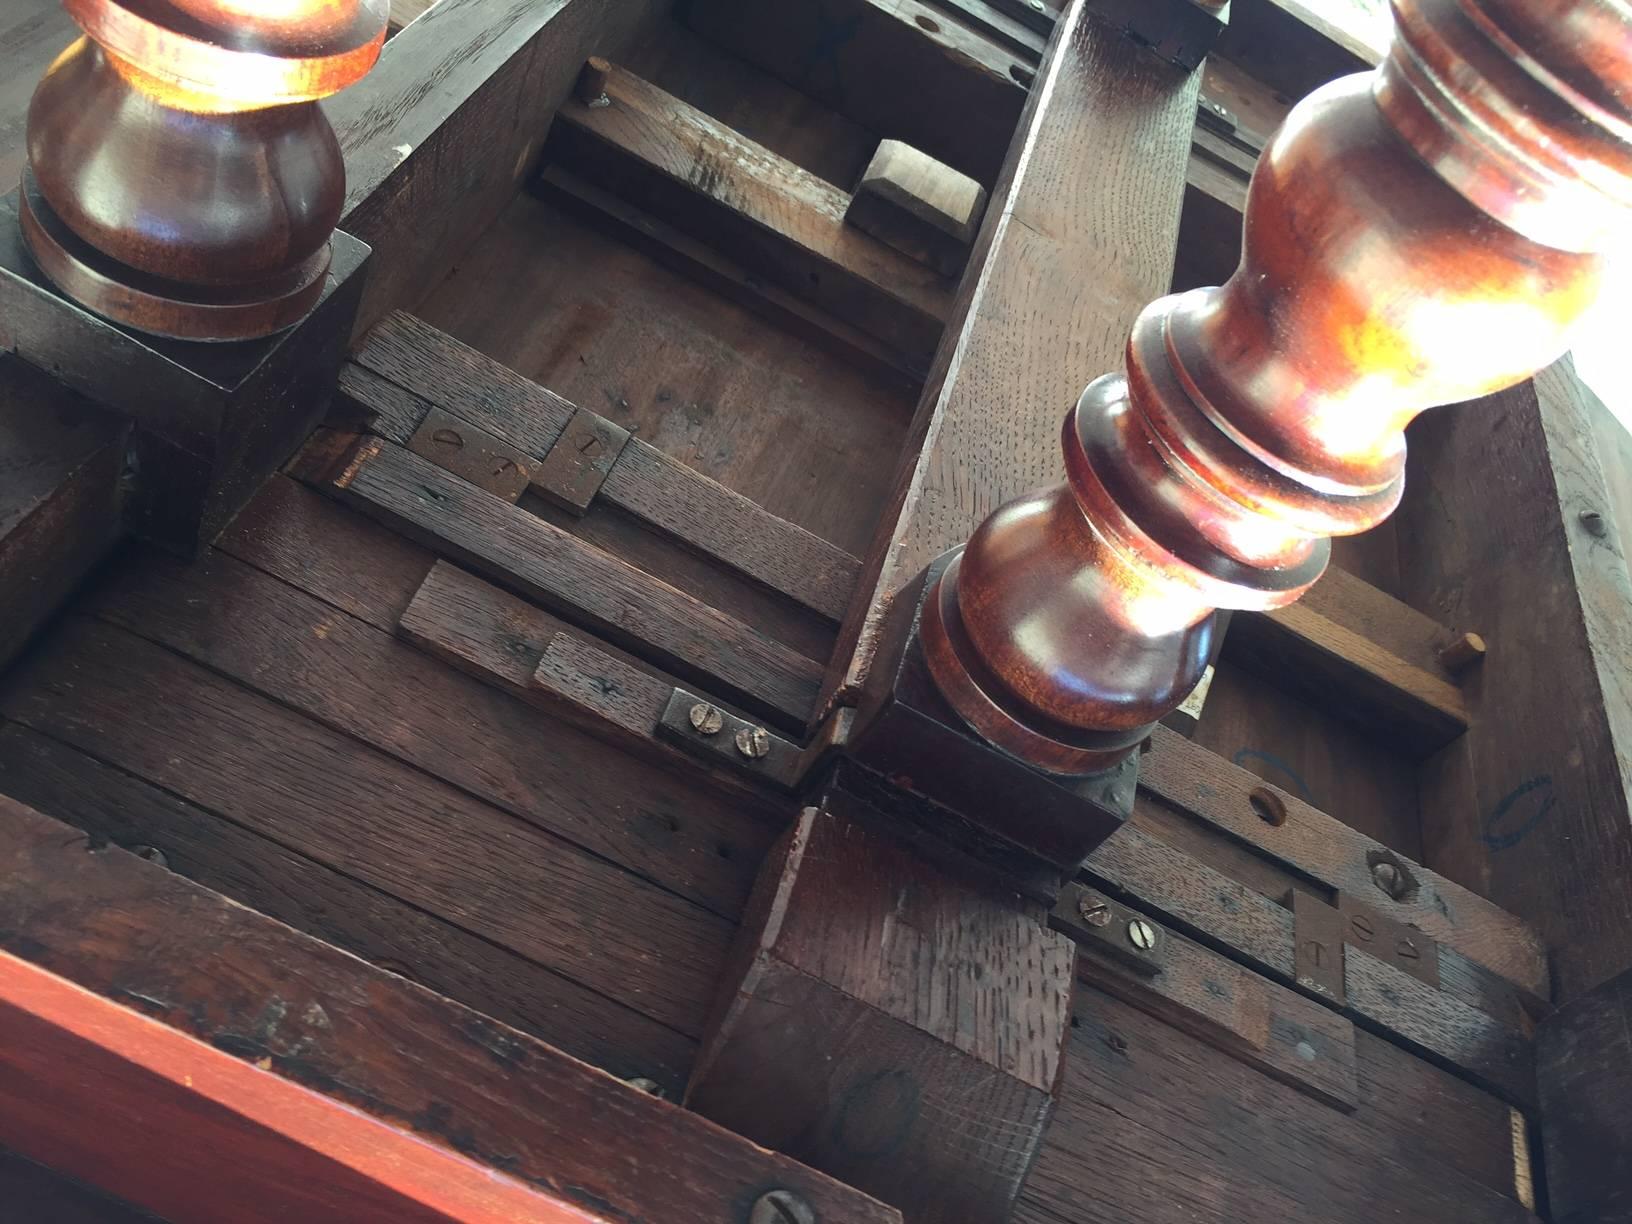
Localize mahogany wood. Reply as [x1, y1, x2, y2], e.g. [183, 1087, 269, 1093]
[914, 0, 1632, 773]
[19, 0, 386, 340]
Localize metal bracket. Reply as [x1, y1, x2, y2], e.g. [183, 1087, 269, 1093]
[657, 688, 803, 789]
[1288, 887, 1443, 1008]
[1050, 884, 1165, 976]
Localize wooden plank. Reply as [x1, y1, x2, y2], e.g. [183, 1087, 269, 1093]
[1019, 985, 1540, 1224]
[0, 356, 128, 671]
[1085, 826, 1536, 1106]
[84, 544, 777, 922]
[681, 0, 1030, 186]
[1141, 725, 1550, 997]
[318, 436, 822, 729]
[0, 947, 607, 1224]
[1398, 361, 1632, 1001]
[0, 1148, 155, 1224]
[0, 616, 731, 1038]
[535, 163, 921, 385]
[829, 1, 1203, 711]
[1226, 563, 1471, 756]
[0, 796, 899, 1224]
[329, 0, 668, 334]
[1054, 883, 1360, 1112]
[1537, 965, 1632, 1223]
[0, 720, 697, 1097]
[548, 60, 953, 369]
[351, 312, 864, 624]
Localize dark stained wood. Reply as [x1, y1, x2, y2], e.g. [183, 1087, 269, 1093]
[413, 192, 914, 558]
[1537, 965, 1632, 1223]
[680, 0, 1029, 186]
[0, 1148, 158, 1224]
[547, 60, 953, 370]
[1141, 725, 1549, 996]
[1398, 360, 1632, 1001]
[1193, 660, 1426, 857]
[83, 544, 777, 921]
[0, 949, 610, 1224]
[0, 720, 697, 1097]
[1054, 883, 1360, 1112]
[1019, 985, 1538, 1224]
[0, 796, 900, 1224]
[1225, 564, 1471, 757]
[0, 356, 127, 671]
[622, 14, 878, 189]
[689, 793, 1073, 1223]
[328, 0, 669, 335]
[351, 311, 865, 623]
[0, 616, 731, 1037]
[829, 4, 1201, 712]
[317, 435, 823, 728]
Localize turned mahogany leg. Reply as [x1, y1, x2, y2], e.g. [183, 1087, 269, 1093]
[19, 0, 387, 341]
[918, 0, 1632, 777]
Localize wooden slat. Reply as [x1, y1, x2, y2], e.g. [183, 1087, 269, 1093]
[1142, 725, 1549, 997]
[0, 947, 604, 1224]
[548, 60, 953, 369]
[329, 0, 667, 334]
[0, 616, 730, 1037]
[0, 796, 899, 1224]
[1084, 826, 1536, 1108]
[350, 312, 862, 624]
[1054, 882, 1360, 1112]
[1227, 564, 1471, 755]
[1020, 985, 1540, 1224]
[85, 544, 776, 921]
[317, 436, 822, 728]
[0, 720, 698, 1096]
[829, 1, 1203, 710]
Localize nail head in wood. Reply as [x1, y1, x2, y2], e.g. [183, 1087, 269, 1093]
[1438, 631, 1487, 675]
[845, 140, 988, 278]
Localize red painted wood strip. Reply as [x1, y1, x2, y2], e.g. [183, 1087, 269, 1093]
[0, 949, 606, 1224]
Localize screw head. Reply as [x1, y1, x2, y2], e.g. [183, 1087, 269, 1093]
[1349, 914, 1375, 942]
[750, 1189, 816, 1224]
[1580, 509, 1608, 537]
[129, 845, 169, 869]
[430, 427, 465, 449]
[688, 703, 724, 736]
[1127, 918, 1158, 951]
[1371, 860, 1405, 899]
[735, 725, 771, 759]
[1396, 938, 1421, 961]
[624, 1076, 666, 1098]
[1026, 0, 1045, 10]
[1078, 897, 1112, 928]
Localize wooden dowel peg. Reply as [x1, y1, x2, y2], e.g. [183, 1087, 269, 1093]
[577, 56, 612, 107]
[1439, 632, 1488, 676]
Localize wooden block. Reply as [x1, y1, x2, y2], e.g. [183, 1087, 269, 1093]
[0, 795, 899, 1224]
[1538, 966, 1632, 1223]
[1053, 884, 1360, 1113]
[320, 436, 823, 729]
[407, 405, 535, 501]
[531, 406, 630, 513]
[845, 140, 987, 277]
[688, 794, 1074, 1223]
[547, 60, 952, 369]
[1226, 564, 1471, 756]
